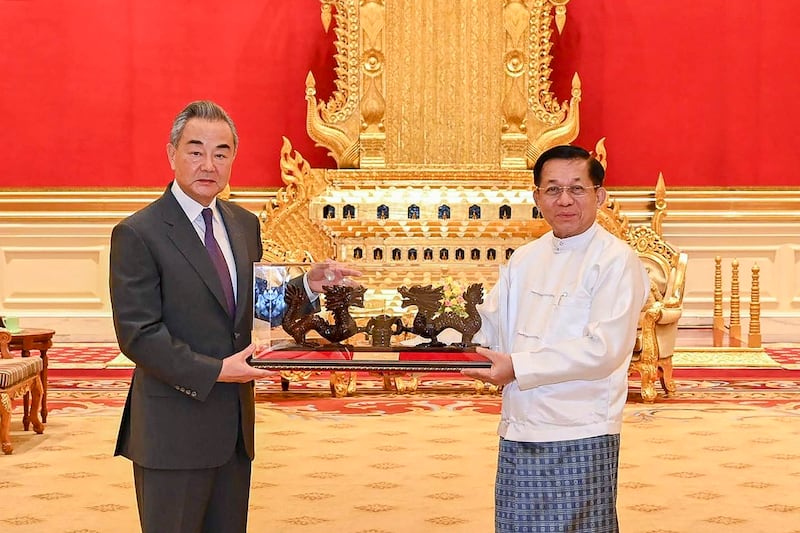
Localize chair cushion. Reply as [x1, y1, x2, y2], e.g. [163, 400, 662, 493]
[0, 357, 43, 388]
[641, 257, 668, 296]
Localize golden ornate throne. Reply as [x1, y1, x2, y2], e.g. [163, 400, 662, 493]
[262, 0, 580, 299]
[258, 1, 684, 399]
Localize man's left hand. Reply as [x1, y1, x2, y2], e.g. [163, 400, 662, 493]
[218, 344, 274, 383]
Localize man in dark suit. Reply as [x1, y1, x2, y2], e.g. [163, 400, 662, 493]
[110, 100, 357, 532]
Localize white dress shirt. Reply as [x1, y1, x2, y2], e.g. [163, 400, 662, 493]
[171, 181, 238, 304]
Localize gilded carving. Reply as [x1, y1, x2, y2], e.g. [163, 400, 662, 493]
[593, 137, 608, 169]
[329, 371, 357, 397]
[713, 256, 724, 345]
[652, 173, 667, 236]
[632, 303, 662, 403]
[305, 73, 360, 168]
[549, 0, 570, 34]
[748, 264, 761, 347]
[499, 0, 579, 167]
[317, 0, 360, 124]
[270, 1, 581, 298]
[629, 226, 677, 265]
[528, 0, 567, 124]
[305, 1, 362, 167]
[307, 0, 576, 169]
[596, 198, 687, 401]
[259, 137, 334, 262]
[502, 1, 530, 136]
[525, 73, 581, 166]
[596, 199, 630, 241]
[320, 0, 334, 31]
[730, 260, 741, 346]
[0, 392, 10, 414]
[359, 0, 387, 166]
[523, 1, 580, 165]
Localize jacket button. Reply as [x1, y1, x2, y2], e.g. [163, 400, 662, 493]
[234, 332, 241, 340]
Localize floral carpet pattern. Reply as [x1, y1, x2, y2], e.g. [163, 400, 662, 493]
[2, 343, 800, 532]
[42, 344, 800, 416]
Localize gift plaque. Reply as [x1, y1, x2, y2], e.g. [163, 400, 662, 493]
[249, 262, 490, 372]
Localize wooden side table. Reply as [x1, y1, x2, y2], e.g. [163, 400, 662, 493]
[9, 328, 55, 425]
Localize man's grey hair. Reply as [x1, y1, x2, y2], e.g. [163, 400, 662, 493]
[169, 100, 239, 150]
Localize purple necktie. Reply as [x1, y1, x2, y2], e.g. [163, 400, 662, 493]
[201, 208, 235, 316]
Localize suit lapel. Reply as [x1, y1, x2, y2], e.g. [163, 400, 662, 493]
[157, 190, 232, 317]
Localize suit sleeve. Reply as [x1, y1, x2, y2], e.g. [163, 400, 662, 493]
[110, 221, 222, 401]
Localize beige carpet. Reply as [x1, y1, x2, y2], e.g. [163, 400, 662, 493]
[2, 401, 800, 533]
[672, 347, 779, 368]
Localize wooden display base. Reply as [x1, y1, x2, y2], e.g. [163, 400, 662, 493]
[250, 345, 490, 372]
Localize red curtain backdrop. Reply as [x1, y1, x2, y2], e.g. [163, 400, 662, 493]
[1, 1, 798, 189]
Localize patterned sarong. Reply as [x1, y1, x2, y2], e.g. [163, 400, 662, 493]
[495, 434, 620, 533]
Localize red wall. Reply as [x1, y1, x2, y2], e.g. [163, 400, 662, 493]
[551, 1, 800, 187]
[1, 1, 798, 189]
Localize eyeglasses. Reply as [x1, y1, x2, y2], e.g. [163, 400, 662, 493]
[535, 184, 601, 198]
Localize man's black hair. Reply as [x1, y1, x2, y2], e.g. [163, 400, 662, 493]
[532, 145, 605, 187]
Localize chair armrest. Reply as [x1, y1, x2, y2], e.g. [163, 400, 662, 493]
[662, 252, 688, 306]
[637, 302, 663, 365]
[0, 328, 12, 359]
[656, 306, 683, 326]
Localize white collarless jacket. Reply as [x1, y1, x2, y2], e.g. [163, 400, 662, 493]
[476, 223, 649, 443]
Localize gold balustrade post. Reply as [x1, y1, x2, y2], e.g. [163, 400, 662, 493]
[748, 264, 762, 348]
[729, 259, 741, 347]
[713, 255, 724, 346]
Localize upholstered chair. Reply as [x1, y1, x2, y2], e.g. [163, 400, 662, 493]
[628, 225, 688, 402]
[0, 328, 45, 453]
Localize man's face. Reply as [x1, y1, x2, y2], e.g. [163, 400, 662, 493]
[533, 158, 606, 239]
[166, 118, 236, 206]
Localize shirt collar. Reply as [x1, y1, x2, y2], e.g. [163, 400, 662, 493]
[170, 181, 218, 222]
[550, 222, 598, 254]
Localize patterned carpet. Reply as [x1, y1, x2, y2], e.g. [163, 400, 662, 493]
[3, 344, 800, 532]
[4, 399, 800, 532]
[42, 344, 800, 416]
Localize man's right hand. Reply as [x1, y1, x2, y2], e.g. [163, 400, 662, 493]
[218, 343, 274, 382]
[461, 346, 515, 386]
[306, 259, 362, 294]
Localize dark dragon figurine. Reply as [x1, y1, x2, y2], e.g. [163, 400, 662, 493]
[397, 282, 483, 347]
[281, 283, 366, 346]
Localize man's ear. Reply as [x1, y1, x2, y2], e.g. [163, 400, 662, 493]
[166, 143, 177, 171]
[596, 186, 607, 207]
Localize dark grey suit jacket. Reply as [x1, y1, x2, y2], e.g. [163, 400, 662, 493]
[110, 185, 262, 469]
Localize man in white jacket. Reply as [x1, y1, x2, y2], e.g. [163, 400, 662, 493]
[463, 145, 649, 532]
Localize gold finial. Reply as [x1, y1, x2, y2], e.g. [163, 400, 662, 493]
[550, 1, 570, 34]
[651, 173, 667, 236]
[320, 1, 333, 32]
[729, 259, 741, 347]
[748, 264, 761, 348]
[593, 137, 607, 170]
[713, 256, 723, 346]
